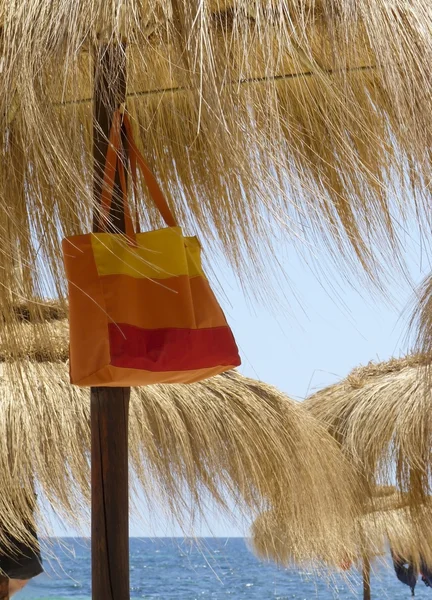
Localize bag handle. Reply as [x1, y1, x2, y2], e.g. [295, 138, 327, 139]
[122, 113, 178, 228]
[98, 111, 135, 240]
[99, 110, 178, 235]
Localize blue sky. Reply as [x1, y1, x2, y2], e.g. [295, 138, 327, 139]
[49, 222, 429, 538]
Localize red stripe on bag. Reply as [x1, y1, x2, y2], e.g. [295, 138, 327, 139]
[108, 323, 241, 371]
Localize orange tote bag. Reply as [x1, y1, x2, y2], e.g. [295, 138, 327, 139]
[63, 111, 241, 387]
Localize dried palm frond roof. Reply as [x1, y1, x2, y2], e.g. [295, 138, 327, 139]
[0, 1, 430, 305]
[304, 355, 432, 506]
[0, 302, 361, 559]
[251, 491, 432, 570]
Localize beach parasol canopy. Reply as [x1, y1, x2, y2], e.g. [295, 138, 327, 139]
[303, 355, 432, 507]
[250, 488, 432, 600]
[0, 0, 431, 304]
[251, 489, 432, 568]
[0, 303, 362, 562]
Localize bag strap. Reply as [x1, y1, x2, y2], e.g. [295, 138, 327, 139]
[123, 113, 178, 228]
[127, 125, 141, 234]
[98, 111, 135, 240]
[98, 110, 178, 237]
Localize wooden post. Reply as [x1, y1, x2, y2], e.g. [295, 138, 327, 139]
[363, 556, 371, 600]
[91, 44, 130, 600]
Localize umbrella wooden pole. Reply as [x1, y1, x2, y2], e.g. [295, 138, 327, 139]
[363, 556, 371, 600]
[91, 44, 130, 600]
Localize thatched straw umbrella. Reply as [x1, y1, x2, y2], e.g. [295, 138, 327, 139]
[251, 487, 432, 600]
[0, 1, 431, 300]
[302, 355, 432, 598]
[304, 355, 432, 509]
[0, 303, 361, 566]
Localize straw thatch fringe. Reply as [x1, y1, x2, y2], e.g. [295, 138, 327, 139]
[251, 492, 432, 570]
[304, 356, 432, 508]
[0, 302, 361, 558]
[0, 1, 430, 303]
[409, 275, 432, 363]
[362, 503, 432, 570]
[0, 356, 361, 561]
[360, 490, 432, 568]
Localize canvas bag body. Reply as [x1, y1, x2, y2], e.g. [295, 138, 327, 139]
[62, 111, 240, 386]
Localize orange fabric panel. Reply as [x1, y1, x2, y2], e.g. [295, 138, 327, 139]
[62, 235, 110, 384]
[189, 276, 229, 329]
[99, 274, 227, 330]
[73, 364, 238, 387]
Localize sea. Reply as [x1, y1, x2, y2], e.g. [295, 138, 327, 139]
[17, 538, 431, 599]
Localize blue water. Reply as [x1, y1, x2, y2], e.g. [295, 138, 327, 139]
[17, 538, 432, 599]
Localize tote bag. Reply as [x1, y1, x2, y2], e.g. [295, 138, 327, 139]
[62, 111, 241, 386]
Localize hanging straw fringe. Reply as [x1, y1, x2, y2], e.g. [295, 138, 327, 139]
[409, 275, 432, 362]
[0, 362, 363, 560]
[0, 303, 362, 560]
[0, 1, 430, 301]
[251, 490, 432, 570]
[304, 356, 432, 511]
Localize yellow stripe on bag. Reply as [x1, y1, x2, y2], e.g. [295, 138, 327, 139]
[91, 228, 204, 279]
